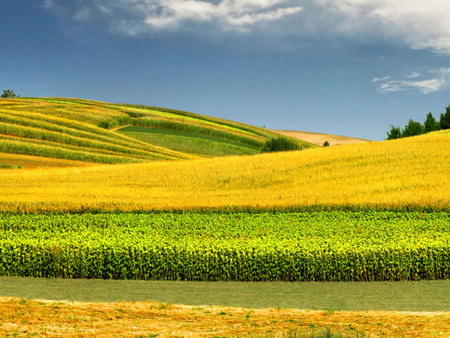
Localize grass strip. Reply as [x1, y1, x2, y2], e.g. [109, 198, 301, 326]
[0, 278, 448, 311]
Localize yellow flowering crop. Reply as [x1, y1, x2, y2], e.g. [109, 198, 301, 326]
[0, 130, 448, 212]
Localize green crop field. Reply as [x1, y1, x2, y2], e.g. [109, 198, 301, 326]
[1, 211, 448, 281]
[119, 126, 259, 156]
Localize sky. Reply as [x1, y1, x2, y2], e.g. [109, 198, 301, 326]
[1, 1, 450, 140]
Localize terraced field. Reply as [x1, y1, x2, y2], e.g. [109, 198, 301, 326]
[0, 98, 309, 167]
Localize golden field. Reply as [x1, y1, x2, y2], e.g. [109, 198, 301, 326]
[0, 130, 448, 212]
[1, 298, 449, 337]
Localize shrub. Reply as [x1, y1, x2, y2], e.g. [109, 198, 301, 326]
[261, 137, 302, 153]
[1, 89, 19, 98]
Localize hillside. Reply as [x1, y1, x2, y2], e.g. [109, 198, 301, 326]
[0, 97, 312, 168]
[0, 129, 448, 212]
[272, 129, 371, 146]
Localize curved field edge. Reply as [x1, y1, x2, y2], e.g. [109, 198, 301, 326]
[1, 211, 448, 281]
[1, 298, 449, 337]
[0, 130, 448, 213]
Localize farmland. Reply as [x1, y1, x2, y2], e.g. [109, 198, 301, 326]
[1, 297, 449, 337]
[0, 98, 307, 167]
[0, 129, 447, 212]
[0, 98, 449, 336]
[0, 211, 448, 281]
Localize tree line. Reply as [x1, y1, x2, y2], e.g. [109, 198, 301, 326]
[387, 105, 450, 140]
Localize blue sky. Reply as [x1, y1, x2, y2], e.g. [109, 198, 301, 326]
[1, 1, 450, 140]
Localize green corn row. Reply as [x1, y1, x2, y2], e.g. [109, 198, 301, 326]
[0, 122, 172, 160]
[0, 137, 140, 163]
[0, 211, 448, 281]
[133, 118, 264, 148]
[0, 111, 164, 153]
[0, 240, 447, 281]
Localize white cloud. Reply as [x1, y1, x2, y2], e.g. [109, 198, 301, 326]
[406, 72, 422, 79]
[374, 68, 450, 94]
[311, 0, 450, 54]
[97, 5, 112, 14]
[73, 7, 91, 21]
[42, 0, 450, 54]
[371, 76, 390, 83]
[43, 0, 54, 9]
[137, 0, 303, 31]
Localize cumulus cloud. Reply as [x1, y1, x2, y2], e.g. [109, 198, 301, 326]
[42, 0, 450, 54]
[136, 0, 303, 32]
[42, 0, 303, 34]
[315, 0, 450, 54]
[373, 69, 450, 94]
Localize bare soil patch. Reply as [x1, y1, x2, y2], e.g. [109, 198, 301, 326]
[272, 129, 371, 146]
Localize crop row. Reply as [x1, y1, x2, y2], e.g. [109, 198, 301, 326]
[133, 117, 265, 148]
[0, 122, 182, 160]
[0, 137, 141, 164]
[0, 111, 163, 153]
[0, 211, 448, 281]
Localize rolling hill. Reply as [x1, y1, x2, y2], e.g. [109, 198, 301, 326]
[0, 129, 448, 212]
[272, 129, 371, 146]
[0, 97, 313, 168]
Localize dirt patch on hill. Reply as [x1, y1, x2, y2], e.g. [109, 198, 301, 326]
[272, 130, 371, 146]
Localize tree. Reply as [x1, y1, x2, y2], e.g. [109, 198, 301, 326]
[440, 105, 450, 130]
[424, 112, 439, 133]
[401, 119, 424, 137]
[1, 89, 19, 98]
[323, 141, 329, 147]
[386, 125, 402, 140]
[261, 137, 302, 153]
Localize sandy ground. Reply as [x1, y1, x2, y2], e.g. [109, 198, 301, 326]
[272, 129, 371, 146]
[1, 297, 449, 337]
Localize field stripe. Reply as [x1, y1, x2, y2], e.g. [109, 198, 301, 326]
[0, 277, 448, 312]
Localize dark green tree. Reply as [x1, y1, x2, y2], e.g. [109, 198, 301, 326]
[440, 105, 450, 130]
[261, 137, 302, 153]
[424, 112, 439, 133]
[1, 89, 19, 98]
[401, 119, 424, 137]
[323, 141, 329, 147]
[386, 125, 402, 140]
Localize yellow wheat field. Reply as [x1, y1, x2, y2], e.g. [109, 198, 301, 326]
[0, 130, 448, 212]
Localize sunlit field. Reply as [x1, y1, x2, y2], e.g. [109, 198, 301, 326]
[0, 98, 302, 165]
[1, 98, 449, 337]
[0, 130, 447, 212]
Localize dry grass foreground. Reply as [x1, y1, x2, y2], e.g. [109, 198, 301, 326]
[272, 130, 371, 146]
[0, 130, 448, 212]
[1, 298, 449, 337]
